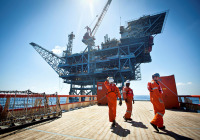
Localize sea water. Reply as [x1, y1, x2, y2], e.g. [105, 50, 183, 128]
[0, 95, 199, 110]
[134, 95, 150, 101]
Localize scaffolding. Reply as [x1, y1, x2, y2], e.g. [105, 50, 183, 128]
[0, 90, 62, 129]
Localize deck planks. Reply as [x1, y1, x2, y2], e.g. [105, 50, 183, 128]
[1, 101, 200, 140]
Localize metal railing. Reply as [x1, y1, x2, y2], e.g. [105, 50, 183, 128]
[178, 95, 200, 112]
[0, 90, 97, 130]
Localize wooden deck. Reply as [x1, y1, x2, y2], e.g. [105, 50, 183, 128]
[1, 101, 200, 140]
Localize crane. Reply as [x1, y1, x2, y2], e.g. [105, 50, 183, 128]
[82, 0, 112, 46]
[29, 42, 67, 76]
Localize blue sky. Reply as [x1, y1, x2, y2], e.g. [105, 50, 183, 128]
[0, 0, 200, 95]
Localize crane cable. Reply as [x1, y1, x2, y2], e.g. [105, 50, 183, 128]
[89, 15, 98, 28]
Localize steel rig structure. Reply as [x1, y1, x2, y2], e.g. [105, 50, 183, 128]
[30, 1, 168, 95]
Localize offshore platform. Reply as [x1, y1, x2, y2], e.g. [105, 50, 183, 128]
[30, 0, 167, 95]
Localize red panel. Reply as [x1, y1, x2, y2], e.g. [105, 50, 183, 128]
[159, 75, 180, 109]
[97, 82, 108, 105]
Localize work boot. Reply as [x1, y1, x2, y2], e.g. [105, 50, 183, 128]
[111, 120, 116, 127]
[127, 118, 132, 121]
[123, 116, 132, 121]
[123, 116, 128, 121]
[150, 122, 159, 132]
[158, 126, 166, 130]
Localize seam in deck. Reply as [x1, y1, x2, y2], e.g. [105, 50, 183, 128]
[167, 126, 200, 130]
[24, 128, 94, 140]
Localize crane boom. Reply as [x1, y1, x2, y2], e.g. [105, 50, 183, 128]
[30, 42, 67, 76]
[82, 0, 112, 46]
[91, 0, 112, 36]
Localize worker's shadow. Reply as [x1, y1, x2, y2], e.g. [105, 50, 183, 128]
[158, 129, 193, 140]
[111, 123, 130, 137]
[128, 121, 148, 129]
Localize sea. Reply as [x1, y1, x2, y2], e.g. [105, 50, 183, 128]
[134, 95, 150, 101]
[0, 95, 199, 109]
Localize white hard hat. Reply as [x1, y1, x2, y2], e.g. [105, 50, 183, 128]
[107, 77, 114, 83]
[125, 80, 130, 84]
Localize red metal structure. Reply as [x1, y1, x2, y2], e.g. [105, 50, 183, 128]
[159, 75, 179, 109]
[97, 82, 108, 105]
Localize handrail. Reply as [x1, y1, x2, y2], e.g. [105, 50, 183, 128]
[178, 95, 200, 98]
[0, 94, 97, 112]
[178, 95, 200, 112]
[57, 95, 97, 97]
[7, 100, 96, 112]
[178, 95, 200, 104]
[0, 94, 97, 98]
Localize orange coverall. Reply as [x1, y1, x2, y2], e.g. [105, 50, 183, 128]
[148, 80, 165, 128]
[104, 81, 121, 122]
[123, 86, 134, 119]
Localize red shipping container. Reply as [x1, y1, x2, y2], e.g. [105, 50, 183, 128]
[159, 75, 180, 109]
[97, 82, 108, 105]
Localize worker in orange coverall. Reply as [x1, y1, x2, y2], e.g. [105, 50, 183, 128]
[104, 77, 122, 127]
[148, 73, 165, 132]
[123, 80, 134, 121]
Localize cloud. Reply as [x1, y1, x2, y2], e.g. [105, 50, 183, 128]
[176, 82, 192, 86]
[52, 46, 66, 55]
[176, 83, 184, 86]
[187, 82, 192, 85]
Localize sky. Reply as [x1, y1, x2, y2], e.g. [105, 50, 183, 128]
[0, 0, 200, 95]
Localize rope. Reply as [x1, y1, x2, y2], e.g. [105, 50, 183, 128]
[8, 111, 17, 119]
[98, 95, 106, 102]
[159, 80, 178, 97]
[89, 15, 98, 28]
[97, 94, 122, 103]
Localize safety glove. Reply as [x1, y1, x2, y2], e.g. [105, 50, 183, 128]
[125, 99, 128, 103]
[132, 99, 135, 104]
[119, 98, 122, 106]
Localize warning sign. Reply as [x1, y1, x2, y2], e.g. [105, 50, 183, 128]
[98, 86, 102, 90]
